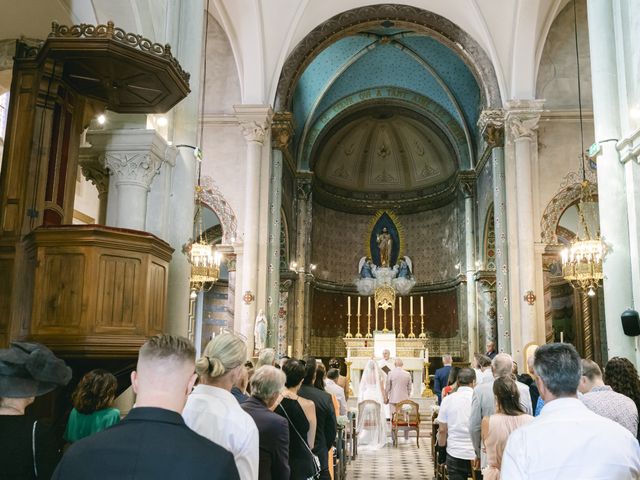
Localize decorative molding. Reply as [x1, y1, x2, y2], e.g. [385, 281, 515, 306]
[199, 175, 238, 244]
[478, 109, 505, 148]
[271, 112, 294, 151]
[274, 4, 502, 111]
[78, 155, 109, 195]
[540, 175, 598, 244]
[103, 152, 162, 188]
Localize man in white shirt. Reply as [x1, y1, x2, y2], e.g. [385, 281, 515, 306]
[502, 343, 640, 480]
[437, 367, 478, 480]
[325, 368, 347, 415]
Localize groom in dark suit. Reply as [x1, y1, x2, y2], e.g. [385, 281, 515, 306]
[434, 354, 453, 404]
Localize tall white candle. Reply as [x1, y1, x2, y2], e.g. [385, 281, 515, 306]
[348, 296, 351, 315]
[420, 296, 424, 315]
[357, 296, 361, 315]
[287, 345, 292, 357]
[368, 296, 371, 315]
[410, 296, 414, 315]
[560, 331, 564, 343]
[399, 297, 403, 316]
[425, 348, 429, 362]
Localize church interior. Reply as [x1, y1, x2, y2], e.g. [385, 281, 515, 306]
[1, 0, 640, 478]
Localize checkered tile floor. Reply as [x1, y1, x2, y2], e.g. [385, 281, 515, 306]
[346, 398, 436, 480]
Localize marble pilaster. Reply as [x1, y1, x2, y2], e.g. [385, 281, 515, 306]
[267, 112, 293, 350]
[235, 105, 273, 356]
[506, 100, 544, 357]
[479, 110, 511, 353]
[461, 176, 478, 359]
[293, 174, 313, 357]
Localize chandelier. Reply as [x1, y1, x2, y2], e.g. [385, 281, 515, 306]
[560, 0, 604, 297]
[188, 184, 222, 295]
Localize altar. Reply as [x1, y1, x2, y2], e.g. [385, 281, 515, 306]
[345, 333, 429, 398]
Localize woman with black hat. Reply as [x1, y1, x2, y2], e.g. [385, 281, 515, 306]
[0, 342, 72, 479]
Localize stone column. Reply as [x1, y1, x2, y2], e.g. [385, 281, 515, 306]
[293, 174, 313, 357]
[479, 110, 511, 353]
[506, 100, 544, 355]
[278, 279, 293, 357]
[235, 105, 272, 356]
[267, 113, 293, 348]
[461, 176, 478, 359]
[78, 154, 109, 225]
[82, 129, 172, 231]
[586, 0, 636, 362]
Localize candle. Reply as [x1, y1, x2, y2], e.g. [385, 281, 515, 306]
[357, 296, 361, 316]
[560, 331, 564, 343]
[287, 345, 292, 357]
[425, 348, 429, 362]
[348, 296, 351, 315]
[347, 347, 351, 358]
[421, 296, 424, 315]
[399, 297, 403, 316]
[368, 296, 371, 315]
[410, 296, 414, 315]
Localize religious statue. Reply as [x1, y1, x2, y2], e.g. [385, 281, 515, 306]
[376, 227, 392, 267]
[359, 257, 376, 278]
[254, 309, 267, 352]
[397, 258, 411, 279]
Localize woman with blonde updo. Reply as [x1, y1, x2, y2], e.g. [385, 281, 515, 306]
[183, 333, 259, 480]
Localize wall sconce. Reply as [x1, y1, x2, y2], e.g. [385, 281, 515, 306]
[290, 261, 317, 274]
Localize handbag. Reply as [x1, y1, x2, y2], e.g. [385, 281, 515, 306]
[278, 403, 322, 480]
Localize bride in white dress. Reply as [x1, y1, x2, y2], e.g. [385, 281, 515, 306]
[357, 359, 388, 450]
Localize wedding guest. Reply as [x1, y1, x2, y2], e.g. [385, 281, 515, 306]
[475, 354, 493, 384]
[329, 358, 349, 400]
[481, 377, 533, 480]
[470, 353, 532, 468]
[502, 343, 640, 479]
[435, 355, 453, 404]
[299, 357, 336, 480]
[64, 369, 120, 444]
[325, 368, 347, 416]
[242, 366, 290, 480]
[53, 335, 239, 480]
[517, 355, 540, 410]
[279, 356, 291, 369]
[580, 359, 638, 436]
[183, 333, 259, 480]
[485, 341, 497, 360]
[232, 366, 250, 404]
[437, 368, 478, 480]
[256, 348, 276, 369]
[604, 356, 640, 439]
[442, 366, 460, 399]
[314, 363, 327, 392]
[0, 342, 71, 480]
[278, 359, 318, 480]
[385, 358, 412, 414]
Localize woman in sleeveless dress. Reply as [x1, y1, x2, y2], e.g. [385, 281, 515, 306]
[481, 376, 533, 480]
[357, 359, 388, 450]
[277, 359, 318, 480]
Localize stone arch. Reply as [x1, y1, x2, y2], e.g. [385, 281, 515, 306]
[274, 4, 502, 111]
[540, 175, 597, 245]
[199, 175, 238, 244]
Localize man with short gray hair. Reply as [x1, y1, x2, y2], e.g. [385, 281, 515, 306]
[469, 352, 532, 467]
[242, 366, 290, 480]
[502, 343, 640, 479]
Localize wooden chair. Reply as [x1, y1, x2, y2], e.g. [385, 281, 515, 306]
[391, 399, 420, 447]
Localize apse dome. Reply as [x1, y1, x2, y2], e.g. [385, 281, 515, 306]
[312, 108, 459, 213]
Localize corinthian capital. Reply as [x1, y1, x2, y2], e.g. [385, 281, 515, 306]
[239, 121, 268, 144]
[234, 104, 273, 145]
[505, 100, 544, 140]
[104, 152, 163, 188]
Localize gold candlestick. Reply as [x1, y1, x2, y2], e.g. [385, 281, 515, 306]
[419, 312, 426, 338]
[365, 312, 372, 338]
[408, 313, 415, 338]
[383, 308, 388, 332]
[355, 311, 362, 338]
[391, 307, 396, 334]
[397, 308, 405, 338]
[375, 305, 378, 331]
[422, 361, 434, 397]
[345, 313, 353, 338]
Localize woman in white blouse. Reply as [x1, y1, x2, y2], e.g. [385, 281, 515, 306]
[183, 333, 259, 480]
